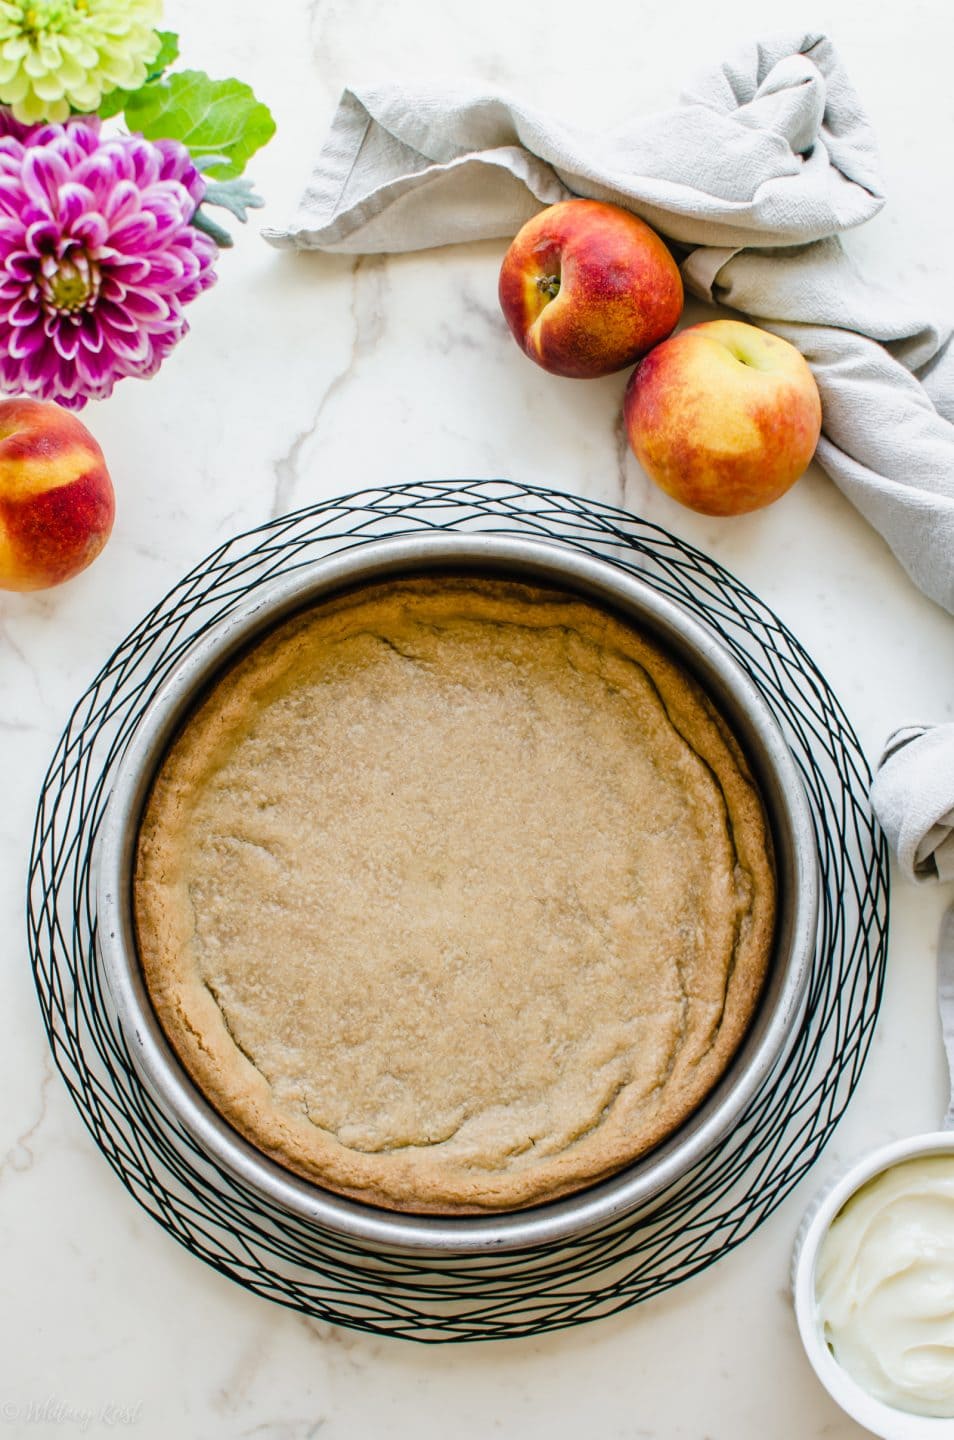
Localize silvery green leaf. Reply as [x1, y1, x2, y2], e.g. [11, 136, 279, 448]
[193, 154, 231, 173]
[190, 207, 234, 248]
[201, 176, 265, 223]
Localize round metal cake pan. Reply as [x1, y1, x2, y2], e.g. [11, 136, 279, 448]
[96, 531, 819, 1254]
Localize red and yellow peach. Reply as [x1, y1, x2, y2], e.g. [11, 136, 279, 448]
[0, 398, 114, 591]
[498, 199, 683, 379]
[624, 320, 822, 516]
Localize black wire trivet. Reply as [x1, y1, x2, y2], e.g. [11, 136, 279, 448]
[26, 479, 889, 1343]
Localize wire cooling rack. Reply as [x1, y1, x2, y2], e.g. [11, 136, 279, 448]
[27, 479, 888, 1343]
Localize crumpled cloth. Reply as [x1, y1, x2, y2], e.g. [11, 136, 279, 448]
[264, 32, 954, 615]
[870, 725, 954, 884]
[872, 728, 954, 1132]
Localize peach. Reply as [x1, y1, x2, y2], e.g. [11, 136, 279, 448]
[0, 398, 114, 591]
[623, 320, 822, 516]
[498, 199, 683, 378]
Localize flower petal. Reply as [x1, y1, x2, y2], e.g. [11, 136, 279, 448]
[22, 145, 68, 209]
[7, 294, 39, 326]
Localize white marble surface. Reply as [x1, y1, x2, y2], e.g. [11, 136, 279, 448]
[2, 0, 954, 1435]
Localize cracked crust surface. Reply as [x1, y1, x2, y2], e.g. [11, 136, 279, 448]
[134, 576, 776, 1213]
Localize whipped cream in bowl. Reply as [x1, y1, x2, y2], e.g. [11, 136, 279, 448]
[793, 1133, 954, 1438]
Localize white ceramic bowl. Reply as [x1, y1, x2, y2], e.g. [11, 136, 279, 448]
[792, 1130, 954, 1438]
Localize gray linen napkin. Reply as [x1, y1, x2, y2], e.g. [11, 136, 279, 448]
[264, 32, 954, 615]
[870, 725, 954, 1130]
[870, 726, 954, 884]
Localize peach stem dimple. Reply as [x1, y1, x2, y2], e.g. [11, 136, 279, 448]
[726, 344, 771, 372]
[536, 273, 561, 301]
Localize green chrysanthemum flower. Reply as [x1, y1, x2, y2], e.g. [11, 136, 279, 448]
[0, 0, 162, 123]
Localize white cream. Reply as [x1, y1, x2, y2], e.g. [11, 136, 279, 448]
[816, 1154, 954, 1418]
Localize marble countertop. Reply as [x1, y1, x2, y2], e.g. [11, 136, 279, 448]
[3, 1, 954, 1436]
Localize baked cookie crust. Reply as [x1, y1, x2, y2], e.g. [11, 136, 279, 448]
[133, 576, 776, 1213]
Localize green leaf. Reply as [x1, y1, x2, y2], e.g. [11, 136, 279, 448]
[190, 208, 234, 248]
[147, 31, 180, 81]
[123, 70, 276, 180]
[191, 176, 265, 248]
[201, 175, 265, 222]
[97, 31, 179, 119]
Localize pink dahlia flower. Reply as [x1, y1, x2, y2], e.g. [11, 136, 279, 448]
[0, 114, 217, 409]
